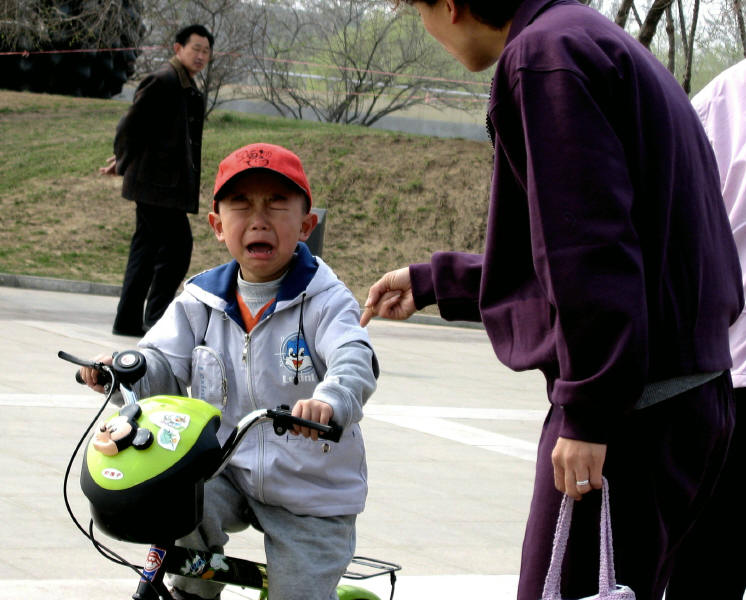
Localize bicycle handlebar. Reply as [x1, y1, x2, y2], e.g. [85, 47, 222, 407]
[59, 349, 147, 390]
[209, 406, 343, 480]
[59, 350, 113, 387]
[59, 349, 345, 475]
[74, 366, 111, 386]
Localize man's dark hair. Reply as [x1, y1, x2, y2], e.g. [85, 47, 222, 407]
[175, 24, 214, 49]
[397, 0, 522, 30]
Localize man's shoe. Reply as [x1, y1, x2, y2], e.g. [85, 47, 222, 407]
[112, 326, 145, 337]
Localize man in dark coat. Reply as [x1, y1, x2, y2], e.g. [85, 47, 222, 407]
[100, 24, 214, 336]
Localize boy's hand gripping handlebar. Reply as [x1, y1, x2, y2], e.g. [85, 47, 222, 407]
[268, 405, 343, 442]
[59, 349, 146, 406]
[210, 406, 344, 479]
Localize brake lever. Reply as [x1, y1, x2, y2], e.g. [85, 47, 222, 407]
[58, 350, 113, 389]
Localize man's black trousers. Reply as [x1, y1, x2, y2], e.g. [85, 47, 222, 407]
[113, 202, 192, 335]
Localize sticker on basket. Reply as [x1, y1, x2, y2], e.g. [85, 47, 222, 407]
[150, 411, 190, 431]
[142, 546, 166, 581]
[101, 468, 124, 480]
[157, 427, 181, 451]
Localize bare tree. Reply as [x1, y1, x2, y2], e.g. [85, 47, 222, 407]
[666, 2, 676, 70]
[0, 0, 144, 97]
[677, 0, 690, 58]
[0, 0, 141, 50]
[131, 0, 262, 117]
[615, 0, 635, 27]
[239, 1, 317, 120]
[120, 0, 485, 125]
[606, 0, 735, 92]
[638, 0, 674, 47]
[734, 0, 746, 54]
[241, 0, 483, 126]
[681, 0, 700, 91]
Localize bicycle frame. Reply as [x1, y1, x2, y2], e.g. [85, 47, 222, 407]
[59, 350, 400, 600]
[134, 543, 398, 600]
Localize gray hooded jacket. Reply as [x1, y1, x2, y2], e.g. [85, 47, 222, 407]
[133, 244, 378, 516]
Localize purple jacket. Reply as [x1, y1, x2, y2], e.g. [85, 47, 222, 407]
[410, 0, 742, 443]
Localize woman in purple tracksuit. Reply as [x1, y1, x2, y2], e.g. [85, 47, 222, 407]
[361, 1, 742, 599]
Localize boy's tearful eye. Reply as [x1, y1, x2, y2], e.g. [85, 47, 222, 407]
[224, 200, 250, 212]
[231, 199, 252, 211]
[269, 197, 289, 211]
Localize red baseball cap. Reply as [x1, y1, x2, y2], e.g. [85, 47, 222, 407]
[212, 143, 312, 210]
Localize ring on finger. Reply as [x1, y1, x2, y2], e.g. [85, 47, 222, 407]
[576, 479, 590, 486]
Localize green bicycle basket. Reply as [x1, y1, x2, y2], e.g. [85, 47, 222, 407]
[80, 395, 222, 543]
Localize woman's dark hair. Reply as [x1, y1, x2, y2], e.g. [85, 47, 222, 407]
[175, 24, 215, 49]
[396, 0, 522, 30]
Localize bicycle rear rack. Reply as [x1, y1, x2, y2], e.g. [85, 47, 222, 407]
[344, 555, 401, 580]
[344, 555, 401, 600]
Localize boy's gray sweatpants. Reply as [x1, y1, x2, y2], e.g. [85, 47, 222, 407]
[169, 466, 357, 600]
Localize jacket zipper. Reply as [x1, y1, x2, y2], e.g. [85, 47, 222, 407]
[242, 330, 265, 502]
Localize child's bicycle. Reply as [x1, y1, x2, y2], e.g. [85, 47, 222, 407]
[59, 349, 400, 600]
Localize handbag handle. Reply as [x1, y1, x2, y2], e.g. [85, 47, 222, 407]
[541, 477, 619, 599]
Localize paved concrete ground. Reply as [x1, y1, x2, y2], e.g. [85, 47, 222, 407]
[0, 284, 549, 599]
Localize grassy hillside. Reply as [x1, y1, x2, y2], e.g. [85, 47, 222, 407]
[0, 90, 493, 303]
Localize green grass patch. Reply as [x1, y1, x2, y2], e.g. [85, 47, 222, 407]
[0, 89, 491, 303]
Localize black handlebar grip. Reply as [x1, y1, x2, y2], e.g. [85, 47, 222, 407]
[267, 408, 344, 443]
[75, 366, 111, 386]
[290, 416, 343, 443]
[318, 421, 343, 443]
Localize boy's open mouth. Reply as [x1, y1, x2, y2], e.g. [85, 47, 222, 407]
[247, 242, 274, 255]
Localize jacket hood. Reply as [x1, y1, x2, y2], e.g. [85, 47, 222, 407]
[184, 242, 341, 329]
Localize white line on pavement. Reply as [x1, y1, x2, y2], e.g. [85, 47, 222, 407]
[2, 394, 540, 462]
[1, 394, 545, 423]
[365, 413, 538, 462]
[365, 404, 540, 462]
[365, 403, 545, 421]
[0, 393, 101, 407]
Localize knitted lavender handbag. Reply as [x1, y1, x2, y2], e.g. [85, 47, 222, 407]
[540, 477, 636, 600]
